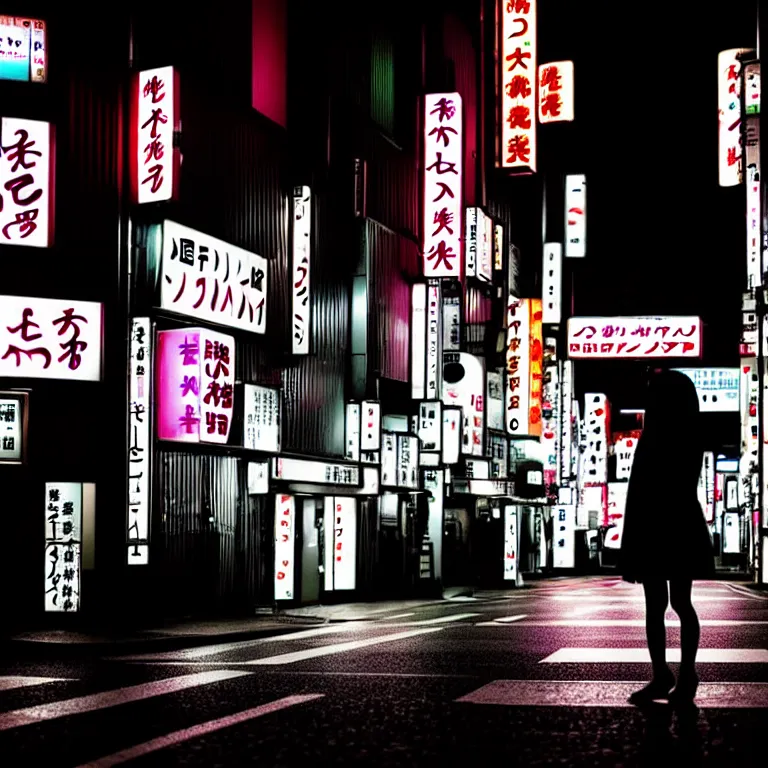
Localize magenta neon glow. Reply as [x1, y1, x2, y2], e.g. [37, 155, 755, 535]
[156, 328, 235, 444]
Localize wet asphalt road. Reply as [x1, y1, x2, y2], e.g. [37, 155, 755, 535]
[1, 576, 768, 766]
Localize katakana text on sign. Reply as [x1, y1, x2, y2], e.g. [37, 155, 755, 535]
[422, 92, 463, 278]
[160, 220, 268, 335]
[567, 317, 702, 359]
[500, 0, 537, 172]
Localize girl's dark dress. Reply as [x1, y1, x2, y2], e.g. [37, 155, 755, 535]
[618, 370, 715, 584]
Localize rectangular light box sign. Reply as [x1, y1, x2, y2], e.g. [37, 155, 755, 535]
[568, 317, 702, 359]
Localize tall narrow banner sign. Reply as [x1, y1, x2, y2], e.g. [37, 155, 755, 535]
[292, 186, 311, 354]
[426, 282, 442, 399]
[423, 92, 463, 278]
[505, 297, 530, 435]
[411, 284, 427, 399]
[131, 66, 180, 204]
[500, 0, 537, 172]
[128, 317, 151, 565]
[528, 299, 543, 437]
[542, 242, 562, 324]
[274, 494, 295, 600]
[564, 174, 586, 257]
[718, 49, 749, 187]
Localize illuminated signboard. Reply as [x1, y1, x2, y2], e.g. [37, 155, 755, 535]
[500, 0, 537, 172]
[0, 17, 46, 83]
[423, 92, 463, 278]
[538, 60, 574, 123]
[568, 317, 702, 359]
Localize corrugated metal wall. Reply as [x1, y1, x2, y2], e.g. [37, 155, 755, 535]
[365, 220, 420, 383]
[155, 451, 270, 612]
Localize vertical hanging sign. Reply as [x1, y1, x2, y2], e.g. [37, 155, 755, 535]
[564, 174, 586, 257]
[538, 60, 574, 123]
[423, 92, 463, 279]
[131, 66, 180, 204]
[128, 317, 151, 564]
[45, 482, 82, 612]
[426, 282, 442, 399]
[292, 185, 311, 354]
[542, 243, 562, 323]
[505, 297, 530, 435]
[499, 0, 537, 172]
[411, 284, 427, 400]
[718, 49, 749, 187]
[528, 299, 543, 437]
[274, 494, 295, 600]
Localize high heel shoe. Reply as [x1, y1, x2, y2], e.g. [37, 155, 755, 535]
[628, 668, 675, 705]
[668, 671, 699, 705]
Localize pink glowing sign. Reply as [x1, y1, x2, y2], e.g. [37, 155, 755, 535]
[156, 327, 235, 444]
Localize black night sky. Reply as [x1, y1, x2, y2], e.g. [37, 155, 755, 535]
[532, 0, 757, 444]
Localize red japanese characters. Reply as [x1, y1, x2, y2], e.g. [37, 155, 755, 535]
[423, 93, 463, 278]
[131, 66, 180, 204]
[537, 61, 574, 123]
[0, 117, 54, 248]
[500, 0, 537, 172]
[567, 317, 703, 359]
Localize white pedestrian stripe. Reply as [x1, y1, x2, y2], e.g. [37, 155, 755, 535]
[553, 596, 749, 602]
[398, 612, 480, 626]
[381, 613, 415, 620]
[476, 615, 529, 626]
[456, 680, 768, 709]
[245, 627, 444, 665]
[0, 676, 75, 691]
[112, 624, 363, 662]
[540, 648, 768, 663]
[478, 620, 768, 628]
[0, 670, 250, 732]
[74, 694, 324, 767]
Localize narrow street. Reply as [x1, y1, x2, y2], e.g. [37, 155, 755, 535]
[2, 576, 767, 766]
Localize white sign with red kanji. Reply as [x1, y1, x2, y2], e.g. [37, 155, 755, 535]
[134, 66, 179, 204]
[160, 220, 268, 335]
[292, 185, 311, 354]
[717, 49, 749, 188]
[423, 92, 463, 278]
[500, 0, 537, 172]
[505, 297, 530, 435]
[565, 174, 586, 258]
[0, 295, 102, 381]
[274, 493, 295, 600]
[0, 117, 53, 248]
[538, 60, 574, 123]
[614, 431, 641, 481]
[328, 496, 356, 591]
[567, 317, 702, 359]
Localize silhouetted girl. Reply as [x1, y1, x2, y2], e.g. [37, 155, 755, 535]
[619, 369, 715, 705]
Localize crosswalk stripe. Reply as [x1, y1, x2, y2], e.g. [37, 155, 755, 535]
[111, 624, 362, 662]
[477, 620, 768, 627]
[552, 596, 749, 602]
[245, 627, 443, 665]
[540, 648, 768, 663]
[455, 679, 768, 708]
[0, 670, 250, 732]
[476, 615, 529, 626]
[397, 613, 480, 625]
[75, 694, 324, 767]
[0, 676, 75, 691]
